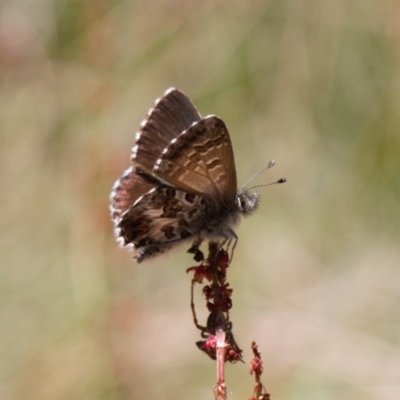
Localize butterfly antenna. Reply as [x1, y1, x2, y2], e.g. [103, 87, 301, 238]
[246, 178, 286, 191]
[240, 160, 276, 191]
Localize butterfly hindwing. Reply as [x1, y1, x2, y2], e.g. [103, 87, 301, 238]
[116, 186, 210, 261]
[110, 166, 163, 220]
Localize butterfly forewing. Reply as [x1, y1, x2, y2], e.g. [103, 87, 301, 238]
[132, 88, 201, 171]
[154, 116, 237, 200]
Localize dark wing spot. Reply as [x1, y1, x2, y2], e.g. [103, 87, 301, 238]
[161, 226, 176, 239]
[185, 193, 196, 203]
[166, 188, 176, 198]
[193, 138, 213, 154]
[180, 230, 191, 239]
[213, 132, 228, 147]
[161, 195, 182, 218]
[206, 158, 222, 170]
[193, 143, 207, 154]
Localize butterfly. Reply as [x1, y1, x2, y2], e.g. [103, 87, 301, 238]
[109, 88, 285, 263]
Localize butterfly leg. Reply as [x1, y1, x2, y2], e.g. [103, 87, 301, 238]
[227, 229, 238, 263]
[213, 235, 237, 264]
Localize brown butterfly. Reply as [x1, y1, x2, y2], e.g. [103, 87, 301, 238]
[110, 88, 284, 262]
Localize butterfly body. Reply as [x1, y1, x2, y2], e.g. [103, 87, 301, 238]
[110, 88, 260, 262]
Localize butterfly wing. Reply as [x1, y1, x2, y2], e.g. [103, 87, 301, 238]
[110, 166, 160, 220]
[132, 88, 202, 171]
[111, 88, 201, 219]
[116, 186, 209, 261]
[154, 116, 238, 201]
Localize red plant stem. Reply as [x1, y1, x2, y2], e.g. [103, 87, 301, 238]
[214, 328, 227, 400]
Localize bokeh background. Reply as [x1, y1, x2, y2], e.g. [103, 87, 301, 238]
[1, 1, 400, 399]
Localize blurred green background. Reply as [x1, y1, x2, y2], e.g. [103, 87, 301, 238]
[1, 1, 400, 399]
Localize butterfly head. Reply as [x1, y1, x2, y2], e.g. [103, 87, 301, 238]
[236, 190, 260, 216]
[236, 160, 286, 216]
